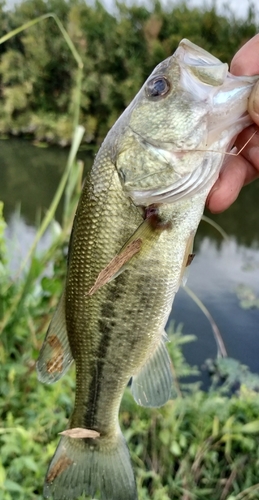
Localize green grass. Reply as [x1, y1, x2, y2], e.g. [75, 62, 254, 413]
[1, 211, 259, 499]
[1, 7, 259, 498]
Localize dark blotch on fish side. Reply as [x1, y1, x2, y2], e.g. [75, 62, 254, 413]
[145, 205, 172, 231]
[83, 275, 126, 430]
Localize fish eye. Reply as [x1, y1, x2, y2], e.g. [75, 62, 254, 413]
[146, 76, 170, 98]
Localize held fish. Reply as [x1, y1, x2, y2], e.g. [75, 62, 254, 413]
[37, 39, 258, 500]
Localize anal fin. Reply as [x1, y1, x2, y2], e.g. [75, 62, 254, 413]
[36, 292, 73, 384]
[131, 334, 174, 408]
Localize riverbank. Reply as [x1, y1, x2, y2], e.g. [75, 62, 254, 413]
[0, 0, 257, 145]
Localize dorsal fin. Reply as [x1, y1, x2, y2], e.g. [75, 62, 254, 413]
[36, 292, 73, 384]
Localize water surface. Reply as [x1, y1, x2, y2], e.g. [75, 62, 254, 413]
[1, 138, 259, 383]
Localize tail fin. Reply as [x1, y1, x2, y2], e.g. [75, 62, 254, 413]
[43, 432, 137, 500]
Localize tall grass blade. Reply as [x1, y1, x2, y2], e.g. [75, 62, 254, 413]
[17, 125, 85, 277]
[183, 285, 227, 358]
[0, 126, 84, 333]
[201, 215, 228, 241]
[234, 483, 259, 499]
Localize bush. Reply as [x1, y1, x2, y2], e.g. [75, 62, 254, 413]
[0, 0, 257, 144]
[1, 204, 259, 499]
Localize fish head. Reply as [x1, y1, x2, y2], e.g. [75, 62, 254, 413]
[113, 38, 258, 206]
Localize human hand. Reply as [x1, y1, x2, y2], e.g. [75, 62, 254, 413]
[206, 34, 259, 213]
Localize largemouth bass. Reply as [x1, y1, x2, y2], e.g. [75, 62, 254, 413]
[37, 39, 258, 500]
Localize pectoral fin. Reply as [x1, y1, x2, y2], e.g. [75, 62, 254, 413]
[131, 334, 175, 407]
[36, 292, 73, 384]
[88, 238, 142, 296]
[88, 217, 161, 296]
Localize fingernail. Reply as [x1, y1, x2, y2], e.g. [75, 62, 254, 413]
[250, 81, 259, 115]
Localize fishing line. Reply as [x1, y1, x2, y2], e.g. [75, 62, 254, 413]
[192, 130, 257, 157]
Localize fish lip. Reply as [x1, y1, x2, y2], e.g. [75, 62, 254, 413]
[178, 38, 224, 65]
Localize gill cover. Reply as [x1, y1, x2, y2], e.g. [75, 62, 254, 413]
[115, 38, 258, 206]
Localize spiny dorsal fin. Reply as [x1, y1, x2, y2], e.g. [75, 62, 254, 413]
[36, 292, 73, 384]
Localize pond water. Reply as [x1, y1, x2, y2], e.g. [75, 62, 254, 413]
[1, 138, 259, 385]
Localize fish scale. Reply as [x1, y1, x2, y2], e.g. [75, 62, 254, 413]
[36, 38, 259, 500]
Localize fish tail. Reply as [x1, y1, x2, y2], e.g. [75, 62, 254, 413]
[43, 431, 138, 500]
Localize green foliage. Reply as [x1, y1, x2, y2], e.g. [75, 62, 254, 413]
[0, 201, 6, 271]
[1, 196, 259, 499]
[235, 284, 259, 310]
[207, 357, 259, 393]
[0, 0, 258, 144]
[1, 4, 259, 498]
[122, 389, 259, 500]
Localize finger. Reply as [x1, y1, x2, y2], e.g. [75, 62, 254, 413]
[230, 34, 259, 75]
[235, 124, 259, 181]
[231, 35, 259, 124]
[206, 153, 256, 213]
[207, 36, 259, 214]
[208, 123, 259, 213]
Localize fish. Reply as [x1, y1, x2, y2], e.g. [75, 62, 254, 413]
[36, 39, 258, 500]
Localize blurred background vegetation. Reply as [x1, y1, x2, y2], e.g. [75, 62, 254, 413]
[1, 1, 259, 499]
[0, 0, 258, 145]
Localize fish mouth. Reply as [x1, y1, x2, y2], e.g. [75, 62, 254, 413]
[121, 39, 258, 207]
